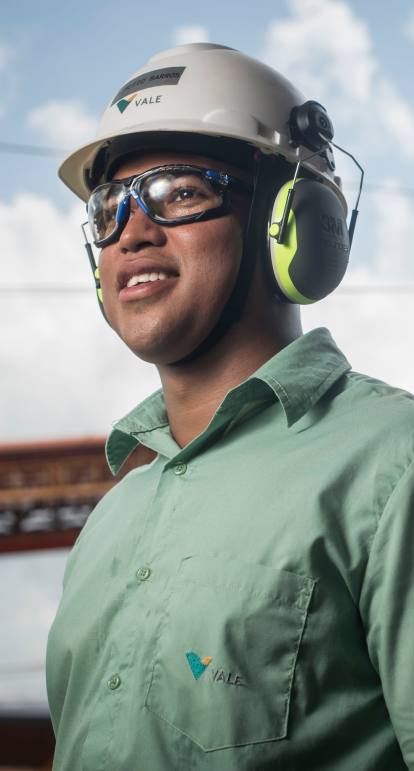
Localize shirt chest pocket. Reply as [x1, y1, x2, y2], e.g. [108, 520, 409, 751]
[145, 555, 314, 752]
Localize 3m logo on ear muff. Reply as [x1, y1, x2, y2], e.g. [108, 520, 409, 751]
[320, 215, 343, 237]
[267, 179, 349, 304]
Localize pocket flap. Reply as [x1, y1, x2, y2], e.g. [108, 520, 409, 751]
[177, 555, 313, 611]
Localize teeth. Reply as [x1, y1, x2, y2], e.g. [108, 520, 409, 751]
[126, 272, 171, 287]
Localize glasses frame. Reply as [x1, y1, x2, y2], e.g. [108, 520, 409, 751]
[87, 164, 253, 248]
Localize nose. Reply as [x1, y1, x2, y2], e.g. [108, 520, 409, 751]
[118, 194, 166, 253]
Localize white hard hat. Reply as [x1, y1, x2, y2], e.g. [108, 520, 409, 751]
[59, 42, 346, 212]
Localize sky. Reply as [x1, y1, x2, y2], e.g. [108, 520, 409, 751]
[1, 0, 414, 710]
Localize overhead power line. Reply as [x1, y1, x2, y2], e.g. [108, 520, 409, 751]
[344, 181, 414, 198]
[0, 141, 67, 158]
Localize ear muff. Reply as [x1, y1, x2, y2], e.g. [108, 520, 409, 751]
[266, 178, 349, 304]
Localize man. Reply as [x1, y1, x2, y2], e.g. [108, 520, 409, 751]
[47, 43, 414, 770]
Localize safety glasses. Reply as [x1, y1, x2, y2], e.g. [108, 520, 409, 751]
[87, 164, 253, 247]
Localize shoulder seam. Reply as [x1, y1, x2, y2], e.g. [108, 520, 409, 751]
[360, 457, 414, 604]
[345, 371, 414, 403]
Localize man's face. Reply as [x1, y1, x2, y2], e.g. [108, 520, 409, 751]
[98, 151, 252, 364]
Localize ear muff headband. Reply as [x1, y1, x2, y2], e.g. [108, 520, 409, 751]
[267, 178, 350, 304]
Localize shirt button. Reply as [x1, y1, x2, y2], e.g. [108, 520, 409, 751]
[173, 462, 187, 475]
[137, 566, 151, 581]
[108, 674, 121, 690]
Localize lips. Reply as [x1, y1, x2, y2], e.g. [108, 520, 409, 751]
[126, 270, 172, 287]
[117, 261, 179, 302]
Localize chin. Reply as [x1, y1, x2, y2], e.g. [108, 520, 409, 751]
[120, 333, 179, 365]
[117, 316, 197, 364]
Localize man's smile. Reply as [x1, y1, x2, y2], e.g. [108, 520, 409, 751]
[126, 271, 171, 287]
[117, 260, 179, 302]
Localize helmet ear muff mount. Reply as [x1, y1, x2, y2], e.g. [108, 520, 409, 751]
[287, 99, 336, 173]
[287, 100, 334, 150]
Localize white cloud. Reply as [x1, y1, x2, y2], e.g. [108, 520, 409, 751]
[301, 281, 414, 394]
[0, 193, 87, 284]
[403, 9, 414, 43]
[0, 193, 160, 442]
[369, 179, 414, 282]
[172, 25, 210, 47]
[27, 99, 99, 149]
[263, 0, 376, 103]
[261, 0, 414, 162]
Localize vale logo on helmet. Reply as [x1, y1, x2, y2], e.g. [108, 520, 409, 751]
[116, 93, 163, 114]
[116, 93, 137, 114]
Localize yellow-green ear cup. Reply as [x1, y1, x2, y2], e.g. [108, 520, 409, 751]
[93, 264, 109, 321]
[267, 179, 349, 304]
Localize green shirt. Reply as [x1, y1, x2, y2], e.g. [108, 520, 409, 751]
[47, 328, 414, 771]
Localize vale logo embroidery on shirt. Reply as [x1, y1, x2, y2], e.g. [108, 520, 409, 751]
[186, 653, 244, 686]
[186, 652, 212, 679]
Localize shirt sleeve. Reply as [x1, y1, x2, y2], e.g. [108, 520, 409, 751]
[359, 459, 414, 769]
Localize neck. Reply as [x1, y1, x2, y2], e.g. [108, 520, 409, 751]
[157, 298, 302, 449]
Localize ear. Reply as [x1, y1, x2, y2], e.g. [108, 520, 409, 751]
[264, 178, 349, 304]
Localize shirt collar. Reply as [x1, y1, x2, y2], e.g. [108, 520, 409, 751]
[106, 327, 351, 475]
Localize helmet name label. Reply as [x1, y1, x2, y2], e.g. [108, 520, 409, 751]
[111, 67, 186, 106]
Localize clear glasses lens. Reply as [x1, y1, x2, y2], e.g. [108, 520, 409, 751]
[89, 183, 125, 244]
[140, 170, 223, 219]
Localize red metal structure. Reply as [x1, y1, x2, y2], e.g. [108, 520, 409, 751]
[0, 436, 155, 554]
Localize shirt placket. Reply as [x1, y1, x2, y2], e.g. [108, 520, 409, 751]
[81, 452, 200, 770]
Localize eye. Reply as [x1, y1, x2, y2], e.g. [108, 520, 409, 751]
[169, 185, 209, 203]
[176, 188, 201, 201]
